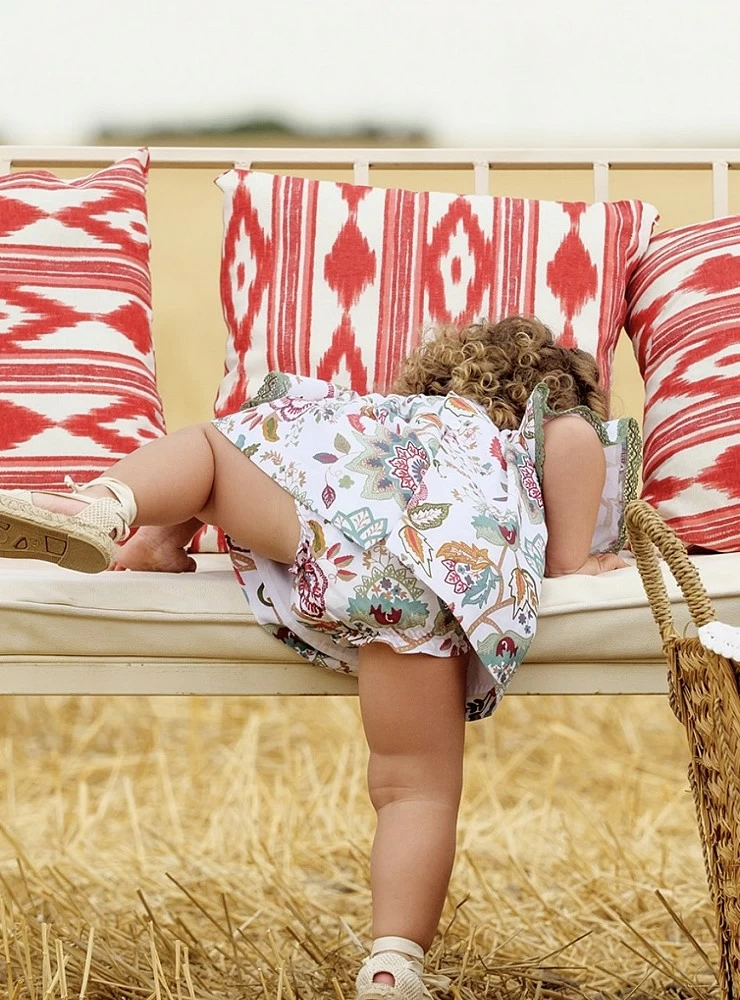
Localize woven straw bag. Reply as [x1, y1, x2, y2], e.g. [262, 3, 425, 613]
[625, 499, 740, 999]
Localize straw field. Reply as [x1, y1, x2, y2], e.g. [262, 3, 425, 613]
[0, 691, 719, 1000]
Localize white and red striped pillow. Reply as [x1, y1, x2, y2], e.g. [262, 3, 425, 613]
[0, 150, 165, 493]
[192, 168, 657, 554]
[626, 217, 740, 552]
[214, 170, 659, 413]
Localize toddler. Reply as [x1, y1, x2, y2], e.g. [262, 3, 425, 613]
[0, 316, 636, 1000]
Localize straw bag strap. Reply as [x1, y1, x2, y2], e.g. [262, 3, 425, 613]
[624, 499, 717, 643]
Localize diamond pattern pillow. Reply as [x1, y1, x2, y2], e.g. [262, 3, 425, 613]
[191, 169, 657, 554]
[0, 150, 165, 493]
[626, 217, 740, 552]
[214, 169, 658, 414]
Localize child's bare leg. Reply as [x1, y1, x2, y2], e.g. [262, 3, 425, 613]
[358, 642, 467, 979]
[28, 423, 300, 565]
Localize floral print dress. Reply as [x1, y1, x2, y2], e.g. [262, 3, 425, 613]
[212, 373, 640, 721]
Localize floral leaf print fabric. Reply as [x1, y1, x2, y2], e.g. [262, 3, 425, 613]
[213, 374, 640, 721]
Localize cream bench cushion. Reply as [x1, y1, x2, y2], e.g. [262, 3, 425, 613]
[1, 554, 738, 696]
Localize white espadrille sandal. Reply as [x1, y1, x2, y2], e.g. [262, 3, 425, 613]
[355, 937, 451, 1000]
[0, 476, 137, 573]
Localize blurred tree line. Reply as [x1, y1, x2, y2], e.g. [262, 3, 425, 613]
[96, 114, 430, 147]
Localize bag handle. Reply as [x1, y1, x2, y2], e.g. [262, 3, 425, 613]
[624, 499, 717, 643]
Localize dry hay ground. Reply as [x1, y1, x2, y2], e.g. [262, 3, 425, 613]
[0, 692, 719, 1000]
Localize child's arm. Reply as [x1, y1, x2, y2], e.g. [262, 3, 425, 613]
[541, 415, 627, 577]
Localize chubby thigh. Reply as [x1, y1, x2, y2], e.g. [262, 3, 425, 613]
[199, 422, 301, 564]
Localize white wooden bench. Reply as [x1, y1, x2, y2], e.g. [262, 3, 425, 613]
[1, 146, 738, 697]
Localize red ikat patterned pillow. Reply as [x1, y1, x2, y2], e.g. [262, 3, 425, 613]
[214, 169, 658, 414]
[626, 217, 740, 552]
[0, 150, 165, 493]
[190, 169, 657, 554]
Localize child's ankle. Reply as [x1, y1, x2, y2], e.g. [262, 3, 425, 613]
[77, 485, 118, 502]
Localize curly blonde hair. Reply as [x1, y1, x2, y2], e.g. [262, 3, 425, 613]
[390, 316, 608, 429]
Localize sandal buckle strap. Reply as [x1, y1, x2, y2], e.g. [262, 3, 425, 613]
[64, 476, 137, 542]
[371, 938, 425, 961]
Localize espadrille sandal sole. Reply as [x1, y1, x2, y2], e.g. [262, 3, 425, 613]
[356, 986, 405, 1000]
[0, 496, 115, 573]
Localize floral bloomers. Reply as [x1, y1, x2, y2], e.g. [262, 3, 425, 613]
[213, 373, 639, 721]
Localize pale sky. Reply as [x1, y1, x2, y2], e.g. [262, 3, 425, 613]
[2, 0, 740, 146]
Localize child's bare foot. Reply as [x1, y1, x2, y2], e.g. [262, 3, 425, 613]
[111, 522, 199, 573]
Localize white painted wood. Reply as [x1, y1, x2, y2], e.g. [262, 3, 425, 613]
[0, 143, 700, 699]
[507, 662, 667, 696]
[353, 161, 370, 185]
[0, 658, 357, 696]
[712, 161, 729, 218]
[0, 657, 668, 696]
[473, 161, 489, 195]
[593, 162, 610, 201]
[0, 160, 11, 175]
[5, 146, 740, 167]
